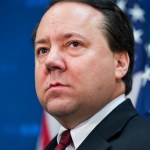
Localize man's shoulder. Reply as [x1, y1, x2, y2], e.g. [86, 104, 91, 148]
[109, 115, 150, 150]
[125, 114, 150, 132]
[119, 114, 150, 145]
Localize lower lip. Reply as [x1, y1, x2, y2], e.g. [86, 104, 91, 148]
[49, 85, 68, 90]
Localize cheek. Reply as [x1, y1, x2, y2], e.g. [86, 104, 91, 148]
[35, 68, 41, 86]
[35, 64, 46, 83]
[35, 66, 46, 96]
[76, 57, 115, 90]
[68, 59, 98, 88]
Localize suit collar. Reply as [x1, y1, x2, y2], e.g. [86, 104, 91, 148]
[77, 131, 110, 150]
[97, 99, 138, 140]
[77, 99, 138, 150]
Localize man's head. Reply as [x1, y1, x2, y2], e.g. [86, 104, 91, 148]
[33, 0, 134, 128]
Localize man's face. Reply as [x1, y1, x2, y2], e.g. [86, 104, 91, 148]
[35, 2, 119, 127]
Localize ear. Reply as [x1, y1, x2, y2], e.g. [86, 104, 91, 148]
[114, 51, 130, 80]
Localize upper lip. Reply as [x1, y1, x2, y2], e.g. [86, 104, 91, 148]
[48, 82, 67, 89]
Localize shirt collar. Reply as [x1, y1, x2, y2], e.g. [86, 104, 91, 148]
[57, 94, 126, 149]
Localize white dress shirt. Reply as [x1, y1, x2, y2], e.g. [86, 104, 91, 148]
[57, 94, 126, 150]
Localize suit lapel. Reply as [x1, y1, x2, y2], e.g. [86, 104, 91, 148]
[77, 131, 110, 150]
[77, 99, 138, 150]
[97, 99, 138, 140]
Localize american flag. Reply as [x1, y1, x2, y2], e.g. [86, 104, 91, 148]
[36, 0, 150, 149]
[114, 0, 150, 119]
[36, 111, 60, 150]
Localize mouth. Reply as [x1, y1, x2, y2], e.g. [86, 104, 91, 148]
[48, 82, 68, 90]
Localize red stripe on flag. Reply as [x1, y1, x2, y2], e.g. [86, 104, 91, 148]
[41, 113, 51, 148]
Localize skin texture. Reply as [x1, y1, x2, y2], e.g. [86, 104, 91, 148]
[34, 2, 129, 129]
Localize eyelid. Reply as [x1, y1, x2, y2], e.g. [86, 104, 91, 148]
[36, 47, 49, 56]
[67, 40, 84, 47]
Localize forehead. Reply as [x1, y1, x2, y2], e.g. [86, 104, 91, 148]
[38, 2, 104, 31]
[44, 2, 102, 21]
[35, 2, 107, 45]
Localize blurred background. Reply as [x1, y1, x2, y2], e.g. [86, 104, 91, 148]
[0, 0, 50, 149]
[0, 0, 150, 150]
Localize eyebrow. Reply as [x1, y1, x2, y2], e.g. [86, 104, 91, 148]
[61, 33, 87, 41]
[35, 32, 87, 46]
[35, 38, 48, 46]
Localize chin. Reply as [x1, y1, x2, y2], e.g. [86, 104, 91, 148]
[45, 99, 77, 117]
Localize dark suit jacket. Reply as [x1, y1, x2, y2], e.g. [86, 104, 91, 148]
[45, 99, 150, 150]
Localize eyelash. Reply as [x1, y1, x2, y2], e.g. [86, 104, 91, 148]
[36, 41, 83, 55]
[37, 48, 49, 55]
[67, 41, 83, 48]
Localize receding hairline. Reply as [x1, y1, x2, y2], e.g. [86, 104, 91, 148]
[33, 0, 108, 45]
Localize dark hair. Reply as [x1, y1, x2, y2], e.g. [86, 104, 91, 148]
[32, 0, 135, 95]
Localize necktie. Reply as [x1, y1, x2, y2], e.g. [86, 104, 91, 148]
[55, 130, 72, 150]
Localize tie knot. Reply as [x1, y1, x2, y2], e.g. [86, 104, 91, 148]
[60, 130, 72, 145]
[55, 130, 72, 150]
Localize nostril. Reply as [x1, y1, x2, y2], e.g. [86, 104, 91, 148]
[48, 66, 61, 71]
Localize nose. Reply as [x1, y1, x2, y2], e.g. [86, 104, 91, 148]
[45, 47, 66, 72]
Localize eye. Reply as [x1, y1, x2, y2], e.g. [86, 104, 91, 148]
[71, 41, 80, 47]
[37, 48, 49, 55]
[68, 41, 82, 48]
